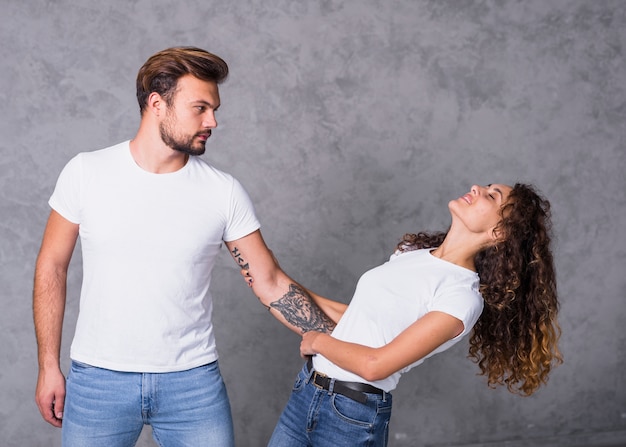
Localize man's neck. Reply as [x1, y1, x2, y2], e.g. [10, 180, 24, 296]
[129, 131, 188, 174]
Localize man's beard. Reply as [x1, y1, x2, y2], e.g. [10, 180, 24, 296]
[159, 118, 206, 156]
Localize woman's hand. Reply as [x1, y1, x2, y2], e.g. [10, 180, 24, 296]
[300, 331, 326, 358]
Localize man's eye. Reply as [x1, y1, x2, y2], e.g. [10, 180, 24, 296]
[489, 194, 495, 200]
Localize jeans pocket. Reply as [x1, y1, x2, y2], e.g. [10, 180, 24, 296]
[68, 360, 96, 380]
[71, 360, 95, 370]
[330, 394, 376, 426]
[292, 372, 306, 393]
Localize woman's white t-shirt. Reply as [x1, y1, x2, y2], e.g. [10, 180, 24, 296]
[312, 249, 484, 392]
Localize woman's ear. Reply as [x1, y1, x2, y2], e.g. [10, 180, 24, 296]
[490, 225, 505, 243]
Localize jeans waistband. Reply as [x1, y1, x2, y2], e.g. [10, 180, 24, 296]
[306, 358, 385, 404]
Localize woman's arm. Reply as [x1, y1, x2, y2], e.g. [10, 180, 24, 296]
[301, 311, 464, 382]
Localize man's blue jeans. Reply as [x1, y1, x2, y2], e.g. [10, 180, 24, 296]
[268, 361, 392, 447]
[62, 360, 235, 447]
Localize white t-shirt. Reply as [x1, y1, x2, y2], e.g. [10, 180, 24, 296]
[49, 141, 260, 372]
[312, 249, 484, 392]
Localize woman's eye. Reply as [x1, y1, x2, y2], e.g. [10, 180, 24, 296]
[489, 194, 495, 200]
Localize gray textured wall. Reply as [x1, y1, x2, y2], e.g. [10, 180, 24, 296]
[1, 1, 625, 446]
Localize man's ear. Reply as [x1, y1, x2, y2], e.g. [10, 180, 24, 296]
[147, 92, 164, 116]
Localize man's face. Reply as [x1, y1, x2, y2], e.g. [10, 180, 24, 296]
[159, 75, 221, 156]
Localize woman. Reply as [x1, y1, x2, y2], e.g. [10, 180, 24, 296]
[249, 183, 562, 447]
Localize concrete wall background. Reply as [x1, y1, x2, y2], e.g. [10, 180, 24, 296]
[1, 1, 624, 446]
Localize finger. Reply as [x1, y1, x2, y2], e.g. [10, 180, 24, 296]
[54, 394, 65, 422]
[37, 397, 62, 428]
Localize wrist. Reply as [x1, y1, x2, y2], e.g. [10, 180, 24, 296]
[312, 332, 327, 354]
[38, 354, 61, 371]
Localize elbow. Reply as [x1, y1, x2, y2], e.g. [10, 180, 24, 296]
[361, 370, 388, 382]
[256, 293, 274, 309]
[249, 287, 271, 308]
[358, 358, 390, 382]
[249, 282, 283, 309]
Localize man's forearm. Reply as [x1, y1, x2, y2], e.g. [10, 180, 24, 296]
[33, 266, 66, 368]
[269, 283, 336, 334]
[229, 242, 336, 334]
[33, 264, 68, 427]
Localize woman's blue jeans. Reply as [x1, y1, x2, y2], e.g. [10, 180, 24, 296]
[62, 360, 235, 447]
[268, 361, 392, 447]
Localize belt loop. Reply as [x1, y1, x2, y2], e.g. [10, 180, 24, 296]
[382, 391, 387, 402]
[328, 378, 335, 395]
[306, 362, 315, 384]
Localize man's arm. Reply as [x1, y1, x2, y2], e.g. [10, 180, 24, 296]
[33, 210, 79, 427]
[299, 288, 348, 325]
[225, 230, 337, 334]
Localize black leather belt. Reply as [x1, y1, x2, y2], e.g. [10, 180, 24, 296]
[306, 358, 384, 404]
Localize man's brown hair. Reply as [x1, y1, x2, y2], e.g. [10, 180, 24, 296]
[136, 46, 229, 114]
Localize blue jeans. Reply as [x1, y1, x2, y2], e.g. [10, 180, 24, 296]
[268, 362, 392, 447]
[62, 360, 235, 447]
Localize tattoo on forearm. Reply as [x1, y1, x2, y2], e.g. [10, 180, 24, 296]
[230, 247, 335, 333]
[270, 284, 336, 334]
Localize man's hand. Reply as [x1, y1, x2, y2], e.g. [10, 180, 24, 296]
[35, 367, 66, 427]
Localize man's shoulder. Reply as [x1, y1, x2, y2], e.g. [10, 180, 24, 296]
[59, 141, 129, 175]
[82, 140, 129, 158]
[189, 156, 236, 182]
[68, 141, 129, 166]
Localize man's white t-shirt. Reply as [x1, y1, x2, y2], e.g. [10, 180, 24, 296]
[49, 141, 260, 372]
[312, 249, 484, 392]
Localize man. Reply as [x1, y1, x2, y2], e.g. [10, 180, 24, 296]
[33, 46, 335, 447]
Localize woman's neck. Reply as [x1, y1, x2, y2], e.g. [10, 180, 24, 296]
[430, 233, 487, 272]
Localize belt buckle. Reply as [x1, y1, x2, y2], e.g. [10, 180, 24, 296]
[312, 370, 327, 389]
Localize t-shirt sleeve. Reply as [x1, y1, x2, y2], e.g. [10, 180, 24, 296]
[48, 154, 82, 224]
[430, 285, 484, 338]
[222, 177, 261, 242]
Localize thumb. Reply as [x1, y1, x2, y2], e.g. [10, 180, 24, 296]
[54, 395, 65, 420]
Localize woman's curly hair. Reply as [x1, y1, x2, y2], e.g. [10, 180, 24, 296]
[397, 183, 562, 396]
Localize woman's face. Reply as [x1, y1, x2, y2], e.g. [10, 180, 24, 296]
[449, 184, 513, 240]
